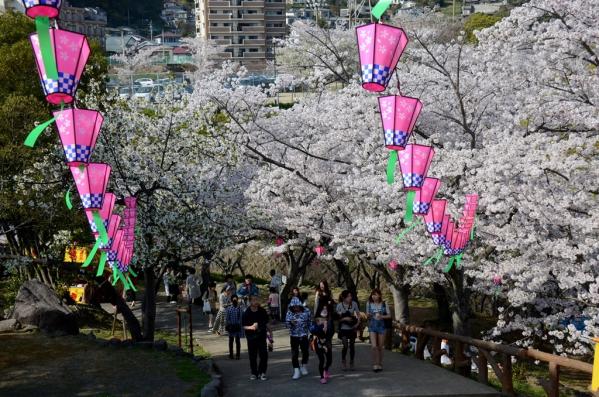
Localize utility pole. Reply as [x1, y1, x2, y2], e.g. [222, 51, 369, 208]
[452, 0, 455, 22]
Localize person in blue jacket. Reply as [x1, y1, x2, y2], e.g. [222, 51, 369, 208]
[286, 296, 311, 380]
[237, 274, 260, 300]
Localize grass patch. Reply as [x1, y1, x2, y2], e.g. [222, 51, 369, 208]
[439, 0, 464, 17]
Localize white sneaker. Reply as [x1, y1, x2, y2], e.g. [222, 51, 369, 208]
[300, 366, 309, 376]
[249, 375, 257, 381]
[259, 374, 268, 381]
[292, 368, 301, 380]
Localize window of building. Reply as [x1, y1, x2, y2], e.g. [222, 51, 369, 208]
[249, 48, 258, 52]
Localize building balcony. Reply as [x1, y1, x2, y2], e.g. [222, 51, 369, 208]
[209, 1, 231, 6]
[210, 26, 232, 33]
[242, 26, 265, 33]
[242, 14, 265, 20]
[244, 52, 266, 58]
[244, 39, 266, 45]
[213, 39, 232, 45]
[210, 14, 232, 20]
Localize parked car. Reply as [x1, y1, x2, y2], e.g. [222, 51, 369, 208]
[151, 84, 165, 101]
[118, 86, 132, 99]
[133, 85, 153, 101]
[134, 78, 154, 87]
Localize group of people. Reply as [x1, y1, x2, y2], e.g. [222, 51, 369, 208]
[177, 267, 393, 383]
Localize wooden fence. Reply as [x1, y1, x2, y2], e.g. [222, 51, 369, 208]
[395, 324, 595, 397]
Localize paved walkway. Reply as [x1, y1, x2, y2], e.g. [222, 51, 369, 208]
[116, 301, 501, 397]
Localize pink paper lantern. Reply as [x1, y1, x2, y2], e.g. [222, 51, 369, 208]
[106, 229, 124, 262]
[492, 275, 502, 286]
[424, 199, 446, 234]
[22, 0, 62, 19]
[124, 196, 137, 209]
[84, 192, 114, 233]
[356, 23, 408, 92]
[314, 246, 325, 256]
[94, 214, 121, 250]
[378, 95, 423, 150]
[30, 28, 91, 105]
[413, 177, 441, 215]
[275, 237, 284, 247]
[432, 215, 450, 246]
[398, 144, 435, 190]
[69, 163, 111, 210]
[53, 108, 103, 165]
[388, 260, 398, 270]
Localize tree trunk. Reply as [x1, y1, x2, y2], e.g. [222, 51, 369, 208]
[142, 268, 157, 341]
[389, 283, 409, 325]
[444, 267, 472, 336]
[107, 283, 143, 341]
[334, 259, 358, 305]
[433, 282, 452, 329]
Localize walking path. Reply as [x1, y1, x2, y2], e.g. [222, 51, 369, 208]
[115, 301, 501, 397]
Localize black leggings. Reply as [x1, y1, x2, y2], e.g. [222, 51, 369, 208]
[316, 340, 332, 378]
[229, 335, 240, 357]
[290, 336, 309, 368]
[247, 337, 268, 376]
[341, 335, 356, 362]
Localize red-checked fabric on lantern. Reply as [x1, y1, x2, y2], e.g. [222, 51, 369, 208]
[398, 144, 435, 190]
[54, 108, 103, 165]
[378, 95, 422, 151]
[70, 163, 111, 209]
[30, 28, 90, 105]
[413, 177, 441, 215]
[356, 23, 408, 92]
[22, 0, 62, 19]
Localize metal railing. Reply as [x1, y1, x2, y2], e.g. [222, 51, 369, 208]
[396, 324, 594, 397]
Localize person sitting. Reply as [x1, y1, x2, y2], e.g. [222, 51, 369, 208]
[237, 274, 259, 298]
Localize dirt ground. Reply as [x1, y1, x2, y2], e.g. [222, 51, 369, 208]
[0, 333, 209, 397]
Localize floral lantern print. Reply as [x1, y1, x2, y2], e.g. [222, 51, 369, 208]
[398, 144, 435, 191]
[54, 108, 103, 165]
[356, 23, 408, 92]
[378, 95, 422, 151]
[69, 163, 111, 210]
[424, 199, 446, 234]
[30, 27, 90, 105]
[413, 177, 441, 215]
[21, 0, 62, 19]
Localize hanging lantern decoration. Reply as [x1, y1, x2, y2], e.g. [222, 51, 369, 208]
[398, 144, 435, 223]
[94, 214, 121, 250]
[83, 192, 114, 233]
[424, 199, 446, 234]
[22, 0, 62, 19]
[413, 177, 441, 216]
[314, 246, 325, 256]
[70, 163, 111, 210]
[54, 109, 103, 165]
[378, 95, 423, 184]
[356, 23, 408, 92]
[30, 27, 90, 105]
[432, 215, 450, 246]
[275, 237, 284, 247]
[388, 260, 398, 271]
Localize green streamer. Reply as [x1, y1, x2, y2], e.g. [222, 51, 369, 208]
[127, 275, 138, 292]
[96, 251, 107, 276]
[371, 0, 392, 20]
[24, 117, 55, 147]
[81, 239, 100, 268]
[65, 188, 73, 210]
[422, 247, 444, 266]
[119, 271, 130, 290]
[455, 253, 463, 269]
[92, 210, 108, 244]
[443, 256, 456, 273]
[395, 217, 421, 245]
[128, 267, 137, 277]
[403, 190, 416, 224]
[111, 270, 118, 285]
[470, 224, 476, 241]
[35, 16, 58, 80]
[386, 150, 398, 185]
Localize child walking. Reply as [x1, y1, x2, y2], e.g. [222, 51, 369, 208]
[285, 297, 311, 379]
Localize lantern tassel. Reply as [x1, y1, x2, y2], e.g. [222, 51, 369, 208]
[403, 190, 416, 223]
[24, 116, 56, 148]
[386, 150, 398, 185]
[371, 0, 392, 20]
[443, 256, 456, 273]
[127, 275, 138, 292]
[96, 251, 107, 276]
[81, 239, 100, 268]
[395, 216, 421, 245]
[455, 253, 463, 269]
[65, 188, 73, 210]
[92, 210, 109, 244]
[119, 271, 130, 290]
[35, 16, 58, 80]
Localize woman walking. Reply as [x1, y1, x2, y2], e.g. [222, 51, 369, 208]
[226, 295, 243, 360]
[214, 286, 232, 335]
[185, 268, 202, 306]
[285, 296, 311, 379]
[203, 282, 217, 331]
[313, 280, 334, 384]
[336, 290, 359, 371]
[243, 295, 272, 381]
[366, 288, 391, 372]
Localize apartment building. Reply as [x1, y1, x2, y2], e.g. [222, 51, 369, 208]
[195, 0, 286, 71]
[59, 1, 108, 48]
